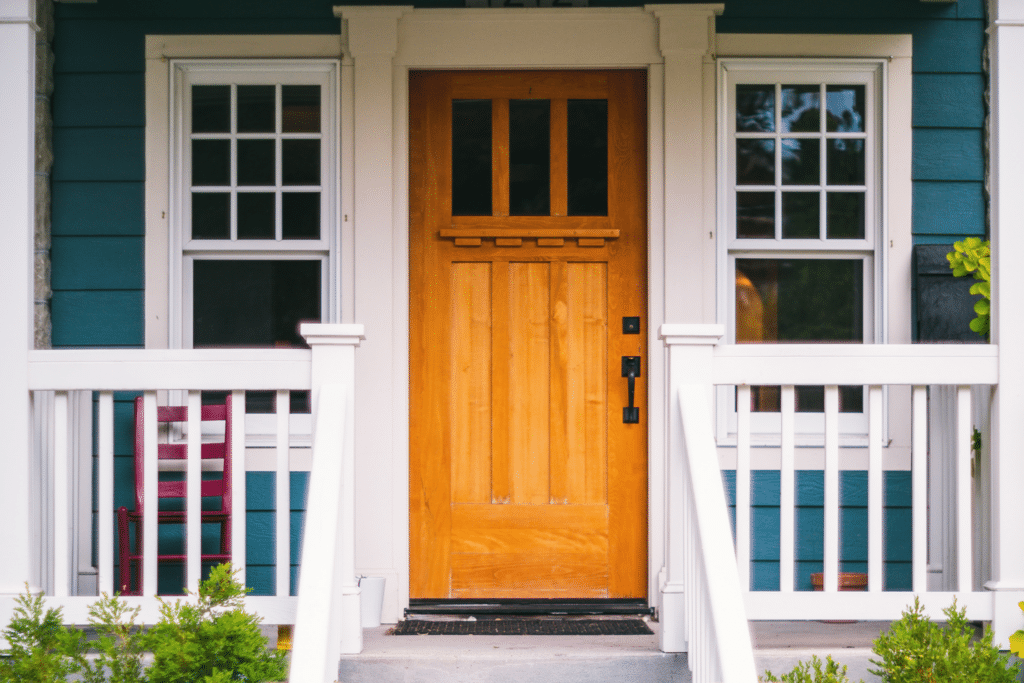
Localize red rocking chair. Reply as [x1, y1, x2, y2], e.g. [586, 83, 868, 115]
[116, 395, 234, 595]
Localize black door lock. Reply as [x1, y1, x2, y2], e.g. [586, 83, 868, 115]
[622, 356, 640, 424]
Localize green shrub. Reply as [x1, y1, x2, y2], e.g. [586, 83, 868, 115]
[143, 564, 287, 683]
[761, 654, 863, 683]
[1, 565, 285, 683]
[869, 597, 1018, 683]
[0, 586, 86, 683]
[79, 593, 147, 683]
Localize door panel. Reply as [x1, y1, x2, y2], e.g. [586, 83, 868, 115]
[410, 70, 647, 599]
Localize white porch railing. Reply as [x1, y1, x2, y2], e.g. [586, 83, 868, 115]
[662, 324, 1001, 683]
[20, 324, 364, 683]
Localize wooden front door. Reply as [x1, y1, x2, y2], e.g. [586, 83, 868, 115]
[410, 70, 647, 599]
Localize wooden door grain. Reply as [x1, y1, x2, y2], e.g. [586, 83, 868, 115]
[410, 70, 647, 599]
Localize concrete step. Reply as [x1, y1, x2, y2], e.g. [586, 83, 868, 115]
[336, 620, 891, 682]
[338, 620, 686, 683]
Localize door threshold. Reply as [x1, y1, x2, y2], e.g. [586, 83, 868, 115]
[406, 599, 653, 618]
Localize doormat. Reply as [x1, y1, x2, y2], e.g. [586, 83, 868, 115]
[390, 618, 653, 636]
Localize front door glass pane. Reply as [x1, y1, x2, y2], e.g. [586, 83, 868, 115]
[452, 99, 492, 216]
[509, 99, 550, 215]
[567, 99, 608, 216]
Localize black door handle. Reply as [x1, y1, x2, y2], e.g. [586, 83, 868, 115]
[622, 356, 640, 424]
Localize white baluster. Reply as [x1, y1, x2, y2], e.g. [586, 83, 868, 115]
[780, 385, 795, 592]
[230, 390, 246, 585]
[53, 391, 70, 597]
[868, 386, 883, 592]
[736, 385, 751, 590]
[142, 392, 158, 597]
[186, 391, 202, 593]
[97, 391, 114, 595]
[823, 386, 840, 592]
[956, 385, 973, 591]
[276, 389, 290, 597]
[912, 386, 928, 593]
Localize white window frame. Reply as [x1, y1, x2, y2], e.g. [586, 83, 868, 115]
[716, 58, 888, 446]
[170, 60, 340, 350]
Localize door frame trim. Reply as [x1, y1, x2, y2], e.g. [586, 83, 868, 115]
[337, 4, 723, 622]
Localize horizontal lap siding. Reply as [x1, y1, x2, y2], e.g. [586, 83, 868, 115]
[722, 470, 913, 592]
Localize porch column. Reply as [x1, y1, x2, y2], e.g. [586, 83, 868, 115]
[293, 324, 365, 681]
[659, 324, 723, 653]
[647, 4, 722, 324]
[986, 0, 1024, 639]
[0, 0, 37, 597]
[333, 4, 410, 626]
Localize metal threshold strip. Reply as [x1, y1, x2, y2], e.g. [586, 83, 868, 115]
[406, 599, 653, 618]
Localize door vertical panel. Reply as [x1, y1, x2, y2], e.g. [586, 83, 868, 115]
[577, 262, 609, 506]
[549, 260, 571, 505]
[508, 262, 551, 506]
[451, 262, 492, 505]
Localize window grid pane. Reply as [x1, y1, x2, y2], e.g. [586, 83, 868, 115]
[734, 81, 868, 243]
[190, 83, 323, 242]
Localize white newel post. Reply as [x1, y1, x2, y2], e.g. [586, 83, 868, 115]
[659, 324, 724, 653]
[292, 324, 364, 682]
[987, 0, 1024, 641]
[0, 0, 37, 609]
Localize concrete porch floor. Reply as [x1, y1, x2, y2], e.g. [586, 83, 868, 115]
[334, 619, 889, 682]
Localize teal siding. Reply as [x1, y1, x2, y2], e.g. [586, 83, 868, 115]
[53, 74, 145, 128]
[52, 183, 143, 236]
[722, 470, 913, 592]
[51, 237, 144, 290]
[51, 292, 143, 347]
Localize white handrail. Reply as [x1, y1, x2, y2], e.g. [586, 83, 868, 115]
[709, 343, 998, 386]
[27, 348, 312, 391]
[678, 384, 758, 683]
[290, 382, 358, 683]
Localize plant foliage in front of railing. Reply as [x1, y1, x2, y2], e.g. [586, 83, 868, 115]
[947, 237, 991, 338]
[0, 585, 86, 683]
[870, 598, 1018, 683]
[0, 565, 287, 683]
[145, 564, 286, 683]
[761, 654, 862, 683]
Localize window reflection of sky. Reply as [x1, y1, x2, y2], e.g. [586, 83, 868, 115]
[736, 84, 864, 185]
[826, 88, 863, 132]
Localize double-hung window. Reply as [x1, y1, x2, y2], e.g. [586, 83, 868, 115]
[171, 60, 339, 424]
[719, 60, 884, 442]
[173, 61, 339, 350]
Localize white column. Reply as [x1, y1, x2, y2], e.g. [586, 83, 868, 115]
[658, 324, 723, 653]
[647, 4, 723, 324]
[292, 323, 364, 682]
[0, 0, 37, 596]
[333, 5, 410, 626]
[987, 0, 1024, 639]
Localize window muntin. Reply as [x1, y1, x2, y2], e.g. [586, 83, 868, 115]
[720, 61, 884, 442]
